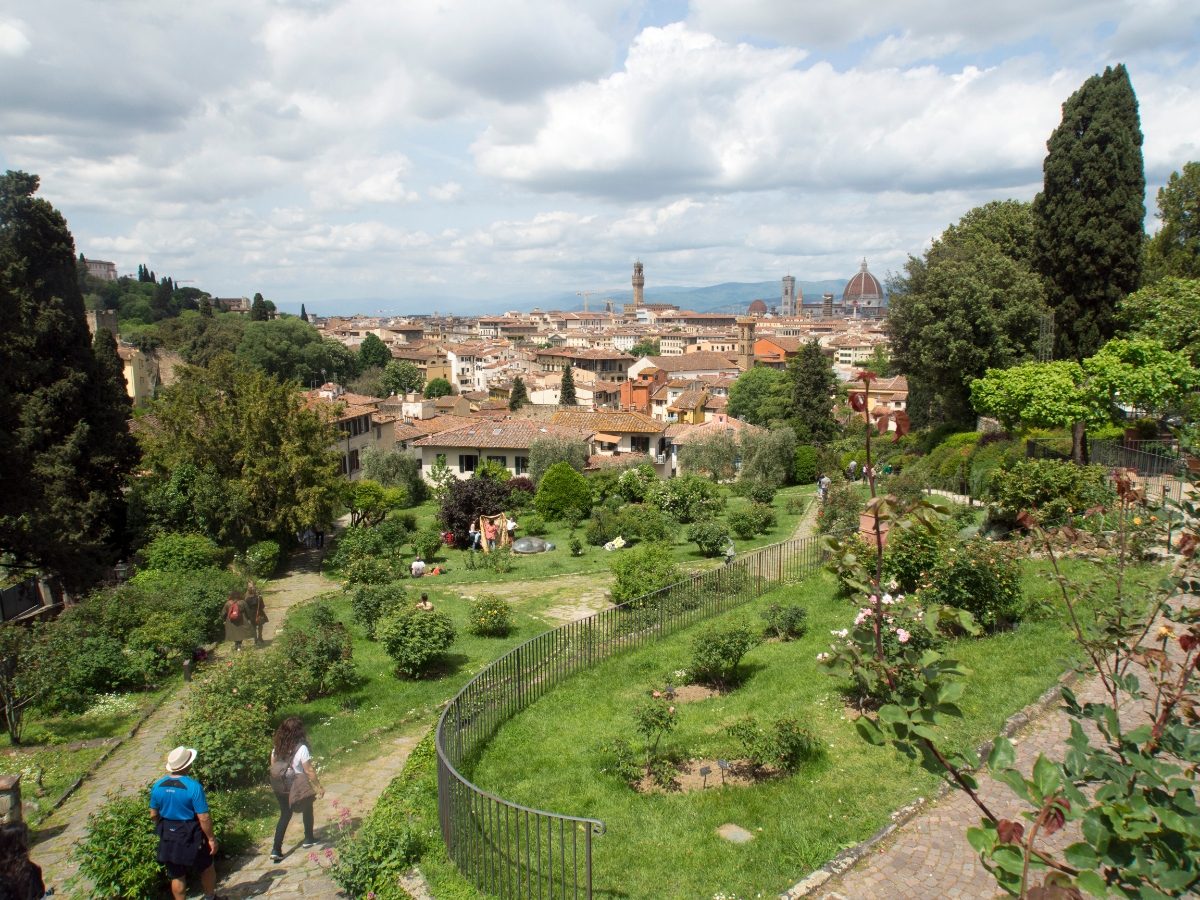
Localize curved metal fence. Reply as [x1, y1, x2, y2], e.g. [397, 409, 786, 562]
[435, 534, 826, 898]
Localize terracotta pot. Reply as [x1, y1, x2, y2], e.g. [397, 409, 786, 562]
[859, 512, 890, 546]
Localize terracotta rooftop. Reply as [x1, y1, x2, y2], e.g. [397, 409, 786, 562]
[641, 352, 742, 373]
[550, 410, 664, 434]
[666, 414, 763, 445]
[413, 419, 587, 450]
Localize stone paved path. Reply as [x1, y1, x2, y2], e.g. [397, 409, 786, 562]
[31, 546, 338, 896]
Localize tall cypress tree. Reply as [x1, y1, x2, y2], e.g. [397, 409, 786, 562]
[0, 171, 138, 589]
[787, 340, 837, 443]
[559, 366, 577, 406]
[1033, 64, 1145, 360]
[509, 375, 529, 410]
[300, 303, 309, 323]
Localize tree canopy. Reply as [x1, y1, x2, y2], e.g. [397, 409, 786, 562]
[678, 432, 739, 482]
[559, 366, 577, 405]
[1117, 277, 1200, 364]
[629, 338, 660, 357]
[0, 171, 139, 589]
[1143, 161, 1200, 282]
[359, 333, 392, 370]
[381, 360, 424, 396]
[787, 340, 838, 442]
[133, 357, 344, 545]
[1033, 64, 1145, 360]
[236, 317, 359, 386]
[727, 366, 790, 425]
[423, 377, 453, 399]
[887, 200, 1047, 427]
[508, 375, 529, 410]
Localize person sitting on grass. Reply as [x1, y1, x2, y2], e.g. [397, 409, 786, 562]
[411, 556, 426, 578]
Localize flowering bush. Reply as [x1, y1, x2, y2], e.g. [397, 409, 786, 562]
[816, 481, 864, 538]
[277, 604, 358, 700]
[688, 519, 731, 557]
[917, 537, 1023, 631]
[988, 458, 1113, 528]
[327, 801, 422, 899]
[378, 609, 456, 678]
[883, 519, 948, 593]
[468, 595, 514, 637]
[644, 474, 723, 523]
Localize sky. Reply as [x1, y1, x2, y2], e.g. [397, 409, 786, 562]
[2, 1, 1199, 315]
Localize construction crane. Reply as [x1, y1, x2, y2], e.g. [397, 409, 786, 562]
[576, 289, 596, 313]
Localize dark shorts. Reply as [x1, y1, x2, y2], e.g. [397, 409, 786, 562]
[164, 842, 212, 879]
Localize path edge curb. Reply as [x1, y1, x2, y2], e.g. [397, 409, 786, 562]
[781, 666, 1082, 899]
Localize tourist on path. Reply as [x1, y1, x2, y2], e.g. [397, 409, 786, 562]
[0, 822, 45, 900]
[150, 746, 221, 900]
[269, 717, 324, 863]
[243, 582, 267, 647]
[221, 591, 253, 652]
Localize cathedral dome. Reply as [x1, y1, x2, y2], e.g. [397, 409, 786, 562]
[747, 299, 767, 315]
[842, 258, 884, 307]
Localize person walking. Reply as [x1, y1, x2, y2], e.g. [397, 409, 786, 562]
[150, 746, 222, 900]
[244, 582, 268, 647]
[268, 717, 324, 863]
[221, 591, 253, 652]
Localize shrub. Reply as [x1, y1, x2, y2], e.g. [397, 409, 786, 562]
[569, 537, 583, 556]
[126, 610, 206, 681]
[33, 619, 138, 714]
[988, 458, 1114, 527]
[410, 525, 445, 564]
[610, 543, 681, 605]
[277, 605, 357, 700]
[242, 540, 281, 579]
[737, 478, 776, 505]
[749, 501, 776, 532]
[793, 445, 819, 484]
[687, 519, 730, 557]
[521, 514, 548, 536]
[586, 507, 625, 546]
[141, 531, 224, 572]
[617, 464, 657, 502]
[628, 504, 675, 543]
[349, 582, 407, 639]
[727, 716, 821, 772]
[762, 603, 808, 640]
[816, 482, 863, 538]
[644, 475, 723, 523]
[919, 538, 1023, 631]
[481, 546, 514, 573]
[632, 698, 677, 766]
[473, 458, 511, 482]
[883, 521, 947, 594]
[379, 609, 456, 678]
[177, 695, 273, 789]
[690, 622, 760, 687]
[468, 595, 514, 637]
[728, 510, 759, 541]
[535, 462, 594, 520]
[327, 522, 408, 581]
[329, 802, 423, 899]
[74, 795, 164, 898]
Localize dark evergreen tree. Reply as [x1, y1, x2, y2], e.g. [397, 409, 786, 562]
[1144, 161, 1200, 281]
[359, 332, 392, 371]
[199, 296, 213, 317]
[250, 292, 270, 321]
[509, 375, 529, 410]
[559, 366, 577, 406]
[300, 303, 308, 323]
[1033, 64, 1145, 360]
[0, 171, 138, 590]
[786, 340, 837, 443]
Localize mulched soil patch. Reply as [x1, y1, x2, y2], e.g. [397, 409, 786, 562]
[635, 758, 780, 794]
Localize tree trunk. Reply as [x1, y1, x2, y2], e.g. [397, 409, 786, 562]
[1071, 421, 1088, 464]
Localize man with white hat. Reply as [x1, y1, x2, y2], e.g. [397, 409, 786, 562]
[150, 746, 222, 900]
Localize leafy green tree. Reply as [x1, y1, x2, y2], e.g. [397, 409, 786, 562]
[236, 317, 359, 386]
[1033, 64, 1145, 360]
[559, 366, 577, 406]
[1143, 161, 1200, 281]
[359, 333, 391, 371]
[346, 367, 386, 397]
[423, 377, 453, 399]
[678, 432, 739, 482]
[535, 462, 593, 520]
[740, 426, 797, 488]
[629, 338, 660, 357]
[135, 357, 344, 545]
[971, 338, 1197, 461]
[887, 200, 1047, 426]
[1117, 277, 1200, 363]
[727, 366, 791, 425]
[344, 479, 406, 527]
[198, 296, 213, 317]
[609, 542, 681, 604]
[381, 360, 424, 396]
[360, 448, 427, 504]
[787, 340, 838, 443]
[250, 292, 270, 321]
[0, 171, 139, 589]
[529, 436, 589, 483]
[508, 375, 529, 411]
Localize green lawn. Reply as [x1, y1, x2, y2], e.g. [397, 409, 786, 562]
[459, 559, 1150, 900]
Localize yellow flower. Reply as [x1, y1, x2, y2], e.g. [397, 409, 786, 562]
[1157, 625, 1175, 640]
[1133, 517, 1142, 525]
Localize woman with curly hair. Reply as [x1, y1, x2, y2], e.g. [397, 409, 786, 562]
[268, 716, 324, 863]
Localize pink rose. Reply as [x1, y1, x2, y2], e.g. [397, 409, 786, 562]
[896, 628, 910, 644]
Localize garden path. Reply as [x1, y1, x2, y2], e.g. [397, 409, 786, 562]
[790, 495, 821, 541]
[30, 545, 337, 896]
[792, 604, 1187, 900]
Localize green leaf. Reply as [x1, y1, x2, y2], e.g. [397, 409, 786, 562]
[1064, 842, 1100, 869]
[991, 845, 1025, 875]
[966, 825, 997, 855]
[1074, 870, 1108, 897]
[988, 737, 1016, 771]
[855, 719, 885, 746]
[878, 704, 908, 725]
[1033, 755, 1061, 798]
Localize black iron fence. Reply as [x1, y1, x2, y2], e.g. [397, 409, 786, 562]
[1026, 438, 1188, 504]
[435, 534, 826, 898]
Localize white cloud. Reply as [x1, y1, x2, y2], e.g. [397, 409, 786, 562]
[429, 181, 463, 202]
[0, 18, 30, 57]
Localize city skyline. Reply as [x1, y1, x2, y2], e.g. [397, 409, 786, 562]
[2, 1, 1198, 309]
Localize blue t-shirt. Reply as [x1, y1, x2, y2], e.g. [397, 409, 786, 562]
[150, 775, 209, 821]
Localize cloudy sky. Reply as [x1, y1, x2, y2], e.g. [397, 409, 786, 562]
[3, 1, 1199, 314]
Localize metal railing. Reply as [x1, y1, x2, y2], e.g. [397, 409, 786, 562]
[436, 534, 826, 898]
[1026, 439, 1189, 505]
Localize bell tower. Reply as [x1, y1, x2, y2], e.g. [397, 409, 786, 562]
[736, 317, 756, 370]
[632, 260, 644, 309]
[781, 274, 796, 316]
